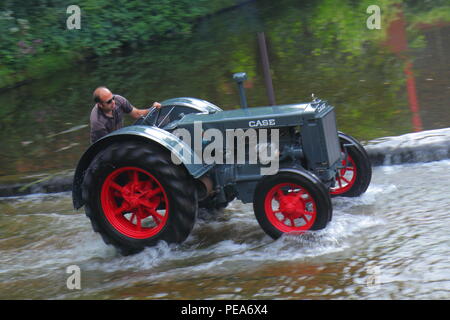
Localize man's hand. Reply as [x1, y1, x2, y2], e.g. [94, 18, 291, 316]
[152, 102, 162, 109]
[130, 102, 162, 119]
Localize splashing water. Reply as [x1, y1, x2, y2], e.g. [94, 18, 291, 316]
[1, 161, 450, 299]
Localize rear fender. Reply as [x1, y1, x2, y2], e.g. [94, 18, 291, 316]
[161, 97, 222, 114]
[72, 125, 210, 209]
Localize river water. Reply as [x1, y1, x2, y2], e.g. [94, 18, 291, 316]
[0, 0, 449, 300]
[1, 160, 449, 299]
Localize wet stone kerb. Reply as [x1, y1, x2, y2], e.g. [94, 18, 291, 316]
[365, 128, 450, 166]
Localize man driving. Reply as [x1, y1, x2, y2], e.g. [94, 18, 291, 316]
[90, 86, 161, 143]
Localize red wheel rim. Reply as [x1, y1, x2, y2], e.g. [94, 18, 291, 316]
[330, 153, 357, 195]
[264, 183, 317, 233]
[100, 167, 169, 239]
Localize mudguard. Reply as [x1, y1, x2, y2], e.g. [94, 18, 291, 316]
[160, 97, 222, 114]
[72, 125, 211, 209]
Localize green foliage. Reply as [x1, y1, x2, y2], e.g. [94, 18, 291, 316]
[0, 0, 240, 88]
[1, 0, 448, 90]
[407, 4, 450, 26]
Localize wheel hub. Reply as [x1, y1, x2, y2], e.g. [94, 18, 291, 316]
[121, 182, 158, 211]
[279, 194, 305, 218]
[122, 185, 140, 208]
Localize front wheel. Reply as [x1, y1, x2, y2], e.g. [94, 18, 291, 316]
[253, 170, 332, 239]
[330, 132, 372, 197]
[82, 141, 197, 255]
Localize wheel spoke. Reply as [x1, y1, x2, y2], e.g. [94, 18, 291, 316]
[143, 187, 162, 199]
[276, 189, 285, 200]
[113, 203, 128, 216]
[289, 218, 295, 227]
[110, 182, 124, 193]
[135, 214, 142, 231]
[146, 208, 164, 225]
[341, 176, 351, 184]
[128, 170, 139, 184]
[140, 199, 158, 210]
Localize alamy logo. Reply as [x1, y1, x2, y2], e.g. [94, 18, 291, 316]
[169, 121, 280, 175]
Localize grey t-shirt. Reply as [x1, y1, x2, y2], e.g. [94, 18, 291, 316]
[90, 95, 133, 143]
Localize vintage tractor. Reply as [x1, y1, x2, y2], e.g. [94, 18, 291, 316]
[72, 73, 372, 255]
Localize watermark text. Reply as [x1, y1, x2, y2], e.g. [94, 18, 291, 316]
[66, 265, 81, 290]
[66, 5, 81, 30]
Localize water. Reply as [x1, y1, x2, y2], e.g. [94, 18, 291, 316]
[1, 160, 449, 299]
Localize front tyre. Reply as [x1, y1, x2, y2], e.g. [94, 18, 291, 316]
[253, 170, 332, 239]
[82, 141, 197, 255]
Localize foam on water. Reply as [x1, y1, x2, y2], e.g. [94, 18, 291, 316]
[77, 200, 384, 284]
[1, 184, 387, 281]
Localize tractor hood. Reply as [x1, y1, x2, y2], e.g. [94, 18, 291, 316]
[176, 100, 334, 131]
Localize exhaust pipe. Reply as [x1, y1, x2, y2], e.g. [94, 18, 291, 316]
[233, 72, 248, 109]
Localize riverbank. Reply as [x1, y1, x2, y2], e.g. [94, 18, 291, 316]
[1, 128, 449, 198]
[0, 0, 254, 91]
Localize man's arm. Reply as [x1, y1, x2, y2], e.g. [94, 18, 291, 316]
[129, 102, 162, 119]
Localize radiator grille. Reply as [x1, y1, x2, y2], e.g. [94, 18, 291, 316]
[322, 110, 341, 165]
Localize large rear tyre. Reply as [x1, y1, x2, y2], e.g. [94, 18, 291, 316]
[253, 170, 332, 240]
[330, 132, 372, 197]
[82, 141, 197, 255]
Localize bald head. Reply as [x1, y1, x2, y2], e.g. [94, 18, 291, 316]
[93, 86, 115, 113]
[93, 86, 112, 103]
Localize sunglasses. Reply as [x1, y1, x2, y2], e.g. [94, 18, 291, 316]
[103, 95, 115, 105]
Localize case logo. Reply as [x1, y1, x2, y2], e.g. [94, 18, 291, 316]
[248, 119, 276, 127]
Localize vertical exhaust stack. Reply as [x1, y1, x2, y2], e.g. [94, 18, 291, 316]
[233, 72, 248, 109]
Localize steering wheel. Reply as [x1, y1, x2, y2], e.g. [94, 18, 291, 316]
[132, 106, 160, 125]
[153, 107, 162, 126]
